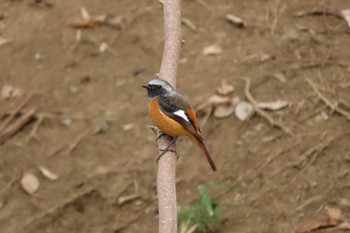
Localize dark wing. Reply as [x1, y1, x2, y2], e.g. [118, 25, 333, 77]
[158, 95, 203, 140]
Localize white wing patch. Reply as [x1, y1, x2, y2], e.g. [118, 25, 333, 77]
[173, 110, 190, 122]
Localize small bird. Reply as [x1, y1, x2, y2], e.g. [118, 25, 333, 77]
[142, 78, 217, 171]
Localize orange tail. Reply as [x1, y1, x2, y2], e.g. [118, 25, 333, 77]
[190, 135, 217, 172]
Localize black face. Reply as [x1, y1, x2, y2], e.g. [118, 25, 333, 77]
[142, 84, 166, 98]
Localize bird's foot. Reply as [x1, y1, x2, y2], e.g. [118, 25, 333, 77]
[155, 131, 167, 141]
[156, 137, 178, 162]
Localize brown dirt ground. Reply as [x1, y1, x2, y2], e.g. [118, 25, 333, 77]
[1, 0, 350, 233]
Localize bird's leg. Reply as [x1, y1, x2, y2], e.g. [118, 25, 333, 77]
[155, 131, 167, 141]
[157, 137, 178, 162]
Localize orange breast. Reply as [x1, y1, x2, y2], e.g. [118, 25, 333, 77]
[148, 97, 190, 137]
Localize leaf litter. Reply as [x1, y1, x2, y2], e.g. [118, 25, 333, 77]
[202, 44, 223, 56]
[341, 9, 350, 28]
[1, 85, 24, 99]
[38, 166, 59, 181]
[20, 173, 40, 195]
[216, 79, 234, 95]
[235, 101, 254, 121]
[257, 100, 289, 111]
[295, 207, 349, 233]
[0, 37, 12, 47]
[196, 80, 240, 120]
[226, 14, 246, 28]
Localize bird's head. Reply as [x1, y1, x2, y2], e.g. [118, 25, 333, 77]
[142, 78, 175, 98]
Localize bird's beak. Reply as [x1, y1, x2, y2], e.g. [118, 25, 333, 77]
[141, 85, 149, 89]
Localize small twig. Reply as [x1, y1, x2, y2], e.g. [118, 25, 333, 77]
[86, 38, 118, 56]
[0, 91, 35, 132]
[17, 189, 96, 232]
[297, 105, 328, 123]
[270, 0, 283, 35]
[303, 59, 350, 69]
[46, 126, 95, 157]
[65, 127, 94, 155]
[113, 203, 152, 232]
[128, 6, 155, 27]
[0, 107, 36, 145]
[244, 78, 292, 135]
[68, 30, 82, 52]
[291, 131, 344, 181]
[314, 28, 350, 35]
[181, 18, 197, 32]
[306, 77, 350, 121]
[330, 221, 350, 231]
[294, 133, 339, 167]
[294, 9, 344, 19]
[27, 114, 45, 142]
[117, 180, 140, 205]
[28, 112, 81, 142]
[199, 107, 213, 129]
[118, 193, 141, 206]
[47, 143, 67, 157]
[296, 195, 323, 211]
[0, 173, 19, 194]
[31, 0, 54, 7]
[274, 58, 350, 77]
[273, 131, 342, 177]
[193, 0, 213, 12]
[235, 140, 299, 183]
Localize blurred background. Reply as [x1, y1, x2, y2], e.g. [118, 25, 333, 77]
[1, 0, 350, 232]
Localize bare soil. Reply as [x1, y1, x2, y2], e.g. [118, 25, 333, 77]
[1, 0, 350, 233]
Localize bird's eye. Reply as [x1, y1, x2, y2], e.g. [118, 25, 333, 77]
[157, 85, 162, 89]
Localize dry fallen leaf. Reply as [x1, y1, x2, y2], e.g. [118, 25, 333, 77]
[1, 85, 13, 99]
[0, 37, 12, 47]
[38, 166, 59, 181]
[260, 54, 275, 63]
[296, 219, 332, 233]
[12, 88, 23, 98]
[235, 101, 254, 121]
[217, 79, 235, 95]
[257, 100, 289, 111]
[80, 7, 90, 19]
[202, 44, 223, 55]
[226, 14, 245, 27]
[326, 207, 343, 225]
[181, 17, 197, 31]
[273, 72, 287, 83]
[207, 95, 232, 105]
[196, 95, 231, 113]
[341, 9, 350, 28]
[123, 123, 134, 131]
[214, 104, 235, 118]
[93, 117, 109, 133]
[20, 173, 40, 195]
[338, 198, 350, 208]
[337, 222, 350, 230]
[104, 15, 124, 29]
[1, 85, 24, 99]
[99, 42, 108, 53]
[295, 207, 343, 233]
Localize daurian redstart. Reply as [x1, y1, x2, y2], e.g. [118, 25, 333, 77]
[143, 78, 217, 171]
